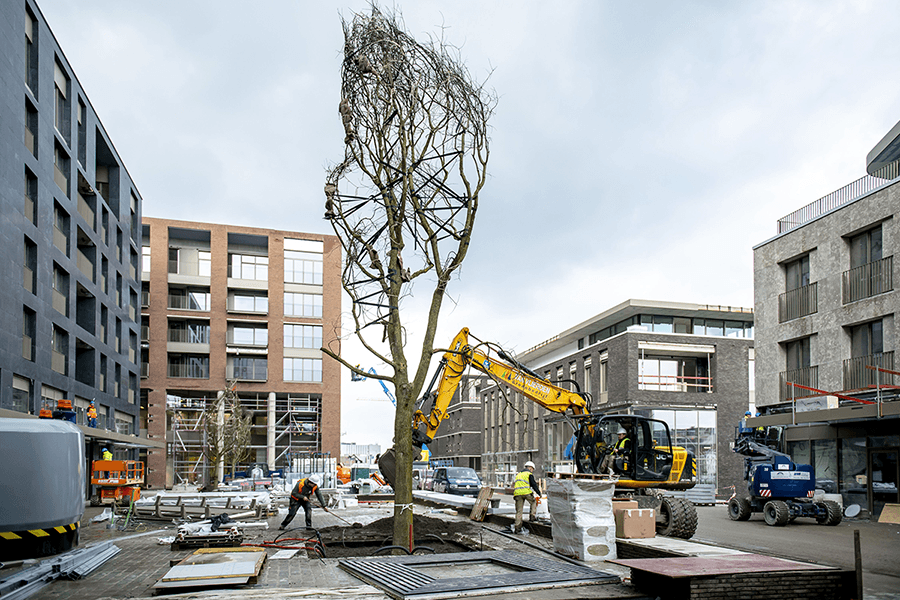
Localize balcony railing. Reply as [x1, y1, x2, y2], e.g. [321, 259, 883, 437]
[77, 194, 95, 228]
[779, 282, 817, 322]
[842, 256, 893, 304]
[140, 325, 150, 342]
[779, 365, 818, 402]
[777, 164, 900, 234]
[226, 364, 268, 381]
[141, 362, 149, 378]
[168, 294, 210, 311]
[843, 352, 894, 391]
[168, 329, 210, 344]
[141, 291, 150, 307]
[168, 362, 210, 379]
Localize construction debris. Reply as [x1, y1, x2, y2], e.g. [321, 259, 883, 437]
[0, 541, 119, 600]
[131, 491, 275, 521]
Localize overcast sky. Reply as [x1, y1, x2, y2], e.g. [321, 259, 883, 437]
[37, 1, 900, 450]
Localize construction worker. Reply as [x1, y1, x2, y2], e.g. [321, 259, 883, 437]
[280, 475, 328, 530]
[513, 461, 541, 533]
[600, 427, 631, 474]
[87, 400, 98, 427]
[101, 447, 113, 461]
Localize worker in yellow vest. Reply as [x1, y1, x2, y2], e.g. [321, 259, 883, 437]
[513, 461, 541, 533]
[600, 427, 631, 474]
[101, 447, 113, 461]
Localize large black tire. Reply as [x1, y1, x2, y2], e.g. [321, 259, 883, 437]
[727, 497, 752, 521]
[657, 497, 698, 539]
[816, 500, 843, 526]
[763, 500, 790, 526]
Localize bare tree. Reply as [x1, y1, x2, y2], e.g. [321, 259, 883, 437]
[202, 383, 253, 487]
[323, 5, 494, 547]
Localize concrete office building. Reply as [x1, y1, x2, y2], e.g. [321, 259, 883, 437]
[140, 218, 341, 489]
[0, 0, 159, 471]
[752, 121, 900, 518]
[480, 300, 755, 499]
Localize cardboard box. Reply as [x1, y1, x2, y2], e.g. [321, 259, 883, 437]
[614, 508, 655, 539]
[611, 499, 639, 515]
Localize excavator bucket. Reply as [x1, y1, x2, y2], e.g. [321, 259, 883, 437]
[377, 447, 397, 489]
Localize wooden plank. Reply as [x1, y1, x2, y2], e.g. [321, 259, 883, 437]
[878, 503, 900, 524]
[468, 486, 493, 521]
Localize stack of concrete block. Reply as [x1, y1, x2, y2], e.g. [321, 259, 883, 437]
[547, 478, 616, 561]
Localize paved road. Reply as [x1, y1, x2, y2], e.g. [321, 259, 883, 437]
[693, 504, 900, 599]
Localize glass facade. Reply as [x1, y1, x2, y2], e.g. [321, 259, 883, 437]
[586, 314, 752, 346]
[638, 408, 717, 486]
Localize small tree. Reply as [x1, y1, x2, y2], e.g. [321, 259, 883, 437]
[323, 5, 494, 547]
[202, 383, 252, 487]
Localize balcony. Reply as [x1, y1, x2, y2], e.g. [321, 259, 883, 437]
[140, 325, 150, 342]
[842, 256, 893, 304]
[226, 364, 268, 381]
[167, 362, 210, 379]
[141, 362, 149, 378]
[778, 282, 817, 323]
[141, 291, 150, 308]
[168, 294, 210, 311]
[77, 193, 95, 229]
[76, 248, 94, 280]
[168, 329, 210, 344]
[779, 365, 818, 402]
[843, 352, 894, 391]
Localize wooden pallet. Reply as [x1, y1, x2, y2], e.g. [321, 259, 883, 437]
[468, 486, 494, 521]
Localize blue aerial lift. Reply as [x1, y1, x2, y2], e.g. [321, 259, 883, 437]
[728, 426, 842, 526]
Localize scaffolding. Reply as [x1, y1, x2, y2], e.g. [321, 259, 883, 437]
[167, 391, 324, 486]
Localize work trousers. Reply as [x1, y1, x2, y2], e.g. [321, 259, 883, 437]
[281, 498, 313, 529]
[514, 493, 537, 532]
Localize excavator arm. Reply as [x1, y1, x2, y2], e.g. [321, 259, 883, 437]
[379, 327, 589, 486]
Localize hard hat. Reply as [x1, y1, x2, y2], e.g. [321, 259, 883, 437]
[90, 399, 95, 404]
[310, 475, 322, 486]
[617, 427, 627, 435]
[524, 461, 535, 469]
[102, 447, 108, 452]
[745, 411, 751, 416]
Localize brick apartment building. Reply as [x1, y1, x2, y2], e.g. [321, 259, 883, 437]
[140, 218, 341, 489]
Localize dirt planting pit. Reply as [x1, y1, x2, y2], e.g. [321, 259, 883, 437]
[296, 514, 480, 558]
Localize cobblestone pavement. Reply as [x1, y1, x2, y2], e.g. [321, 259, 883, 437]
[18, 502, 640, 600]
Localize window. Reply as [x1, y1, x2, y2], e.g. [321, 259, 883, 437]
[786, 255, 810, 291]
[230, 357, 268, 381]
[284, 245, 323, 284]
[99, 354, 107, 392]
[284, 292, 322, 317]
[22, 308, 35, 361]
[116, 228, 123, 263]
[169, 288, 211, 311]
[52, 263, 69, 316]
[284, 324, 322, 349]
[53, 203, 69, 254]
[54, 59, 71, 144]
[100, 257, 108, 294]
[198, 250, 211, 277]
[25, 100, 38, 157]
[51, 326, 68, 374]
[77, 98, 86, 165]
[142, 246, 151, 272]
[785, 337, 811, 371]
[850, 320, 883, 358]
[850, 226, 882, 269]
[231, 293, 267, 313]
[10, 376, 31, 414]
[230, 254, 268, 280]
[23, 237, 36, 294]
[168, 354, 210, 379]
[24, 167, 37, 224]
[584, 358, 592, 398]
[639, 355, 710, 392]
[168, 247, 179, 274]
[284, 358, 322, 382]
[232, 326, 267, 346]
[25, 9, 38, 94]
[100, 305, 108, 344]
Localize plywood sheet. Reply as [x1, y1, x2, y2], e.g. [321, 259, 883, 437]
[611, 554, 834, 578]
[154, 546, 267, 590]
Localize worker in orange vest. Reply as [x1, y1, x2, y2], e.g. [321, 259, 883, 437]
[280, 475, 328, 529]
[87, 400, 98, 427]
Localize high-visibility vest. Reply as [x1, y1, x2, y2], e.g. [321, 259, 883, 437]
[292, 478, 318, 501]
[614, 437, 630, 451]
[102, 451, 112, 460]
[514, 470, 533, 496]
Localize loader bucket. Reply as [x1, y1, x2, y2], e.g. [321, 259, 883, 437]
[377, 447, 397, 488]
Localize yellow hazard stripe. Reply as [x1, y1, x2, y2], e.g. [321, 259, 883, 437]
[1, 522, 78, 541]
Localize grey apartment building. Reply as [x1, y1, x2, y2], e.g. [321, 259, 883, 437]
[141, 218, 341, 489]
[0, 1, 159, 471]
[752, 121, 900, 518]
[479, 300, 755, 497]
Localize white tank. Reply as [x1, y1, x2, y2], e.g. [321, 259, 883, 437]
[0, 418, 84, 531]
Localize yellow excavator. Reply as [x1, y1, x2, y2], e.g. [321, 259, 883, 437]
[378, 327, 699, 538]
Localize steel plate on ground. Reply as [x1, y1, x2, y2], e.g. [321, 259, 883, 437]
[611, 554, 835, 578]
[339, 550, 619, 600]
